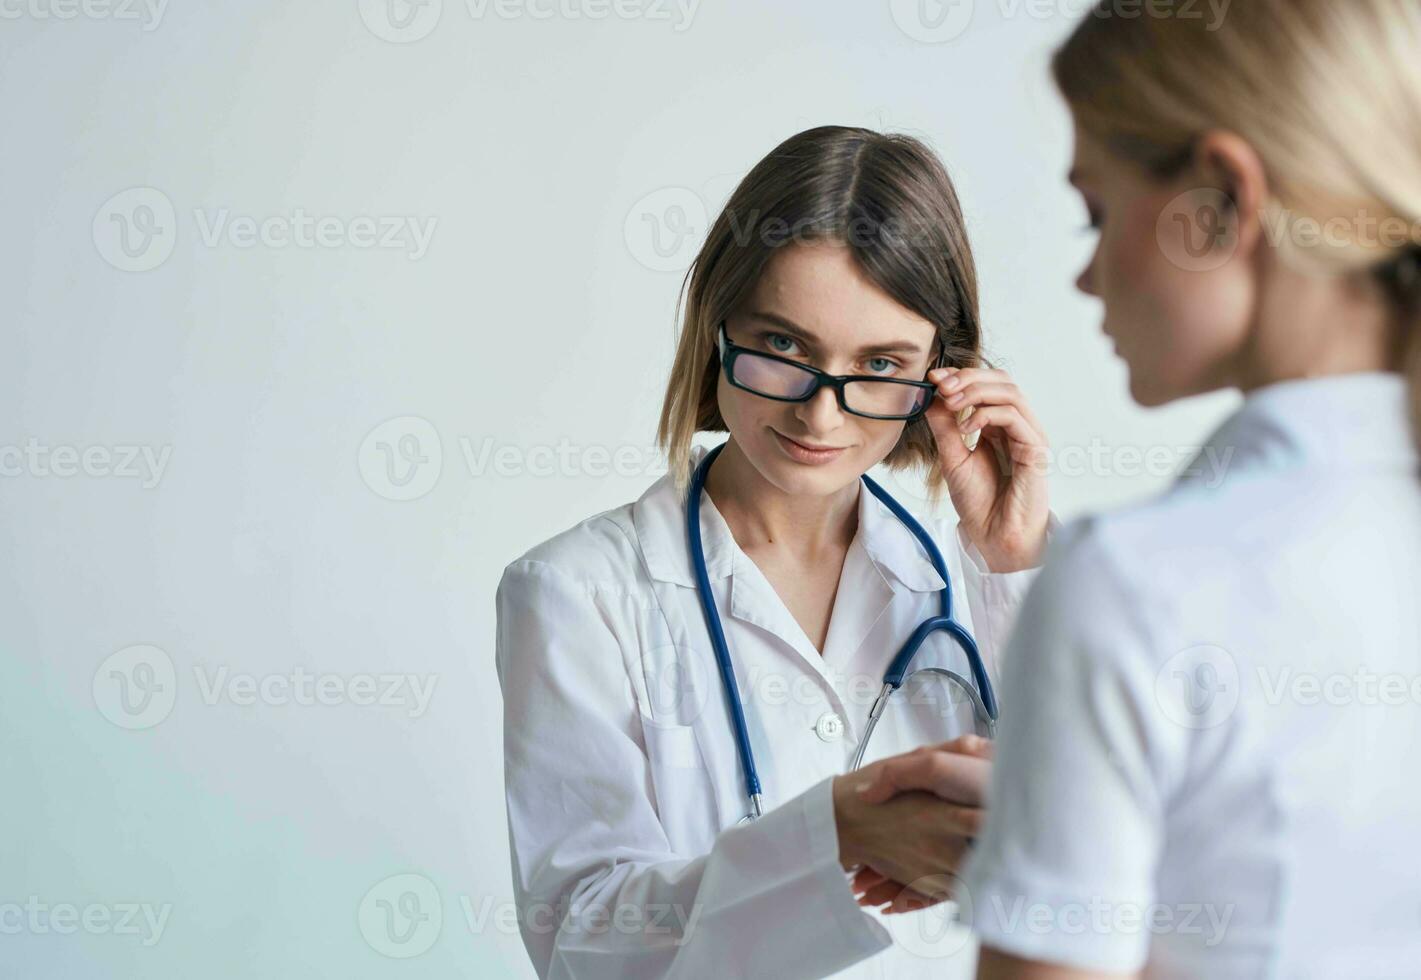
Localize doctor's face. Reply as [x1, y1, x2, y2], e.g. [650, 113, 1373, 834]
[716, 240, 940, 497]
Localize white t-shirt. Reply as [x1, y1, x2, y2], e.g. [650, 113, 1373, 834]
[961, 371, 1421, 978]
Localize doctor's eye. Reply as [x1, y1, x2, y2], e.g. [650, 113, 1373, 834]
[865, 356, 899, 375]
[765, 333, 802, 356]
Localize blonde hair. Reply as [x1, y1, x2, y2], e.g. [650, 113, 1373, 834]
[655, 125, 984, 498]
[1053, 0, 1421, 444]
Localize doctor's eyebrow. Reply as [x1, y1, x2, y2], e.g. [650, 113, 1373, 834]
[742, 311, 927, 357]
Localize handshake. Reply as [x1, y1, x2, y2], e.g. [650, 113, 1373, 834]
[832, 734, 993, 914]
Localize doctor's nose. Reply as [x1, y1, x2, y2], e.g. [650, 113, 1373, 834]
[793, 385, 847, 435]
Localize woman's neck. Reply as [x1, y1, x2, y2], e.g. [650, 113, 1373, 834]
[1235, 271, 1405, 392]
[702, 437, 860, 559]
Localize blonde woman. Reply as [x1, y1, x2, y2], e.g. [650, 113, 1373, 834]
[850, 2, 1421, 977]
[495, 126, 1054, 979]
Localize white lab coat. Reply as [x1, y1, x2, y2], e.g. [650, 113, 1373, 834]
[495, 442, 1046, 980]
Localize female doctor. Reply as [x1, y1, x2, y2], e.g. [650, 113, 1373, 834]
[495, 125, 1053, 980]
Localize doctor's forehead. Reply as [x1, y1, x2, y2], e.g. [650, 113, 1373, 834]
[740, 241, 936, 354]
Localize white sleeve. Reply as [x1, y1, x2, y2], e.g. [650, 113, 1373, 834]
[957, 518, 1189, 974]
[954, 512, 1061, 683]
[495, 559, 892, 980]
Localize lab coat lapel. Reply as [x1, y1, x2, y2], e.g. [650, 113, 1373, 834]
[827, 480, 948, 672]
[857, 478, 948, 595]
[818, 530, 896, 671]
[724, 475, 943, 675]
[725, 546, 832, 674]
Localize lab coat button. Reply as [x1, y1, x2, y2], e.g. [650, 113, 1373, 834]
[814, 712, 844, 742]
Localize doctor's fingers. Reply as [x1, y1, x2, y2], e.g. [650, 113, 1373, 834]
[852, 866, 890, 893]
[854, 871, 907, 908]
[932, 368, 1044, 424]
[860, 872, 952, 907]
[933, 733, 995, 760]
[942, 380, 1046, 438]
[961, 405, 1050, 467]
[927, 801, 985, 838]
[856, 746, 992, 807]
[853, 850, 962, 905]
[888, 885, 950, 915]
[848, 790, 979, 871]
[862, 794, 984, 841]
[855, 875, 945, 915]
[860, 833, 974, 900]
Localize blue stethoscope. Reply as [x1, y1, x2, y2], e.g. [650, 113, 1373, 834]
[687, 441, 998, 822]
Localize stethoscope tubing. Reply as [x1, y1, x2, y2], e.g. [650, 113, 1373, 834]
[687, 442, 766, 819]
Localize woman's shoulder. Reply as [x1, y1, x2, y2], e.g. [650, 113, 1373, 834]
[1031, 496, 1216, 607]
[501, 500, 645, 589]
[499, 460, 695, 601]
[1059, 475, 1281, 587]
[1020, 487, 1263, 661]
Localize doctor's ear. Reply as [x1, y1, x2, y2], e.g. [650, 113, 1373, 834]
[1187, 130, 1269, 258]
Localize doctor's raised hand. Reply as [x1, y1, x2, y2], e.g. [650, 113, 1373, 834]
[925, 365, 1051, 573]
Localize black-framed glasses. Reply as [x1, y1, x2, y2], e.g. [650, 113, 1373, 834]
[717, 321, 940, 421]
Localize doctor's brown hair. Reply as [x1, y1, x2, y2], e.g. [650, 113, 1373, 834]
[1053, 0, 1421, 446]
[655, 125, 983, 498]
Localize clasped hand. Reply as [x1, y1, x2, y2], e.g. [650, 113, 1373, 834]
[832, 735, 993, 914]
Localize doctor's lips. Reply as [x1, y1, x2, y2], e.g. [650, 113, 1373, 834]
[773, 429, 850, 464]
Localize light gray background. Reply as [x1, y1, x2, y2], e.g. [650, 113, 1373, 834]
[0, 1, 1235, 976]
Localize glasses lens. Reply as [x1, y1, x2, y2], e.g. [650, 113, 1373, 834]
[844, 380, 930, 418]
[729, 351, 819, 400]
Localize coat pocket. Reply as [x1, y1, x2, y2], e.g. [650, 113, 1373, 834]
[640, 721, 721, 852]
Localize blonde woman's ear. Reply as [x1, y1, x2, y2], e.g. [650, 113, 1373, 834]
[1192, 129, 1270, 260]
